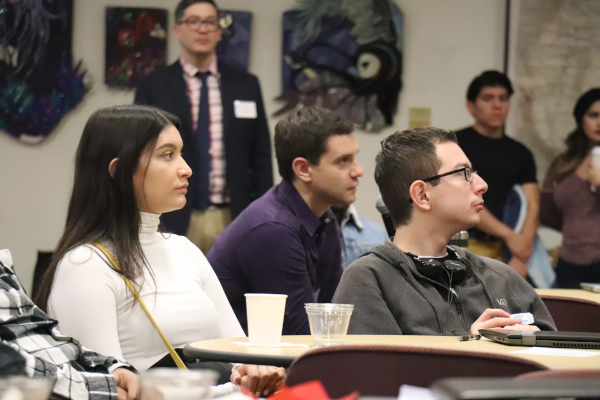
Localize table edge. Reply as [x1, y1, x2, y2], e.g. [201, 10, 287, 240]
[183, 345, 297, 367]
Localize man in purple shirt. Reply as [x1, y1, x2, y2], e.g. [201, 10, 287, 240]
[208, 107, 363, 335]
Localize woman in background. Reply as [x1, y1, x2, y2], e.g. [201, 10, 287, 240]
[541, 88, 600, 288]
[35, 105, 285, 397]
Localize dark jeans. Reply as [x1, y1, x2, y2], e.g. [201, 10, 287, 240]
[150, 348, 233, 385]
[556, 258, 600, 289]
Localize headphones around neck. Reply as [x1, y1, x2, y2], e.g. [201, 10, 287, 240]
[409, 247, 468, 285]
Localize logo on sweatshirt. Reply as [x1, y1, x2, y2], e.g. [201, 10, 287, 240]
[496, 299, 507, 306]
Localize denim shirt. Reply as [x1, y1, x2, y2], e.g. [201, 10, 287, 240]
[340, 205, 390, 269]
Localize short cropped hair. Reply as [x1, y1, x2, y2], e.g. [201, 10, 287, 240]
[175, 0, 218, 23]
[466, 70, 514, 103]
[375, 127, 457, 227]
[274, 107, 354, 181]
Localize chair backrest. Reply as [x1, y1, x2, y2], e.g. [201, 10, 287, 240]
[517, 369, 600, 380]
[286, 344, 547, 398]
[539, 295, 600, 332]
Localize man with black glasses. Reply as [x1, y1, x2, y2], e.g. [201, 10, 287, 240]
[135, 0, 272, 254]
[333, 127, 555, 335]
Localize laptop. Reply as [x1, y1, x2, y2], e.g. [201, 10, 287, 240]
[479, 328, 600, 350]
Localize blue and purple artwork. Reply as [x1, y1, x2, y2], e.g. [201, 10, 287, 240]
[277, 0, 404, 132]
[0, 0, 88, 143]
[216, 10, 253, 71]
[105, 7, 168, 89]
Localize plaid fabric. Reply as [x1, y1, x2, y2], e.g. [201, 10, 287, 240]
[0, 249, 131, 400]
[180, 56, 230, 205]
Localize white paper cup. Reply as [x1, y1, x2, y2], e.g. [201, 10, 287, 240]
[305, 303, 354, 346]
[592, 146, 600, 168]
[245, 293, 288, 345]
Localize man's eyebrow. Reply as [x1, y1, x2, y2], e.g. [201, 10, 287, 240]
[333, 152, 355, 163]
[454, 162, 471, 169]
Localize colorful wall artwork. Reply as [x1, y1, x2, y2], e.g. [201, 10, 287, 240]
[216, 10, 253, 71]
[105, 7, 168, 89]
[0, 0, 88, 143]
[276, 0, 404, 132]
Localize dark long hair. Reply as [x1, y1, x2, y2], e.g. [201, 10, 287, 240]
[553, 126, 593, 183]
[35, 105, 179, 311]
[553, 88, 600, 183]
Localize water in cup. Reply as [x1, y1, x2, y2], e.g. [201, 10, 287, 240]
[305, 303, 354, 346]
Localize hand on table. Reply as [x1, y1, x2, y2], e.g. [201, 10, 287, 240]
[112, 367, 141, 400]
[470, 308, 535, 335]
[231, 364, 286, 397]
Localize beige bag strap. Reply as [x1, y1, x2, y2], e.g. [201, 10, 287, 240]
[92, 242, 188, 370]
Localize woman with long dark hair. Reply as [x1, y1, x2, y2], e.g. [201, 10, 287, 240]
[35, 105, 285, 397]
[540, 89, 600, 288]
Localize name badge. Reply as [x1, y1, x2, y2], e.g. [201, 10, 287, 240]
[234, 100, 257, 119]
[511, 312, 534, 325]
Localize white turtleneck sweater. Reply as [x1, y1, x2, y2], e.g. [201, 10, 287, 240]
[48, 213, 245, 393]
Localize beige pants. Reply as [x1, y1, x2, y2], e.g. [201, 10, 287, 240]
[186, 207, 232, 255]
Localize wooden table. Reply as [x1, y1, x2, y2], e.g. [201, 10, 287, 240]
[535, 289, 600, 304]
[183, 335, 600, 369]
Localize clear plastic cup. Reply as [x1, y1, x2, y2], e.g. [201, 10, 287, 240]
[305, 303, 354, 347]
[0, 377, 53, 400]
[592, 146, 600, 168]
[141, 368, 218, 400]
[245, 293, 288, 345]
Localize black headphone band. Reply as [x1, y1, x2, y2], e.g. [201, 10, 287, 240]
[409, 247, 468, 284]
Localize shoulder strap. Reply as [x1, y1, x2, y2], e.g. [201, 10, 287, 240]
[92, 242, 188, 370]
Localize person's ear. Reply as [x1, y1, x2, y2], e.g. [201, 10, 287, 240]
[292, 157, 312, 183]
[173, 23, 182, 40]
[409, 180, 431, 211]
[466, 100, 476, 117]
[108, 158, 118, 178]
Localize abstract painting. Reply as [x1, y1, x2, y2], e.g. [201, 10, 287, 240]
[105, 7, 167, 89]
[276, 0, 404, 132]
[0, 0, 88, 143]
[216, 10, 253, 71]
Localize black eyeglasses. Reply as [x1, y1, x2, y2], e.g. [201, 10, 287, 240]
[422, 167, 475, 183]
[179, 17, 220, 31]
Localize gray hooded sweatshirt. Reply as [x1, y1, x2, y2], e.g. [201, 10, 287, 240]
[333, 241, 556, 335]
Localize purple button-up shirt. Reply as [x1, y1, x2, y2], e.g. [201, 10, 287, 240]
[208, 179, 343, 335]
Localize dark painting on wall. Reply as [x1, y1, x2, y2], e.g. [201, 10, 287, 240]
[277, 0, 404, 132]
[0, 0, 88, 143]
[105, 7, 168, 89]
[216, 10, 253, 71]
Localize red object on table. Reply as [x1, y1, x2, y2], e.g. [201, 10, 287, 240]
[268, 380, 359, 400]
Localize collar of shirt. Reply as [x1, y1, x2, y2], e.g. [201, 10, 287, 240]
[179, 55, 220, 79]
[341, 204, 364, 231]
[279, 179, 333, 236]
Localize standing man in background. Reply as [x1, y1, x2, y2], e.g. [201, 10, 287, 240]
[135, 0, 273, 253]
[455, 71, 539, 277]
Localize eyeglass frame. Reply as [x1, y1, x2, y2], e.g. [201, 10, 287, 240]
[422, 166, 475, 183]
[408, 167, 476, 203]
[177, 17, 220, 31]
